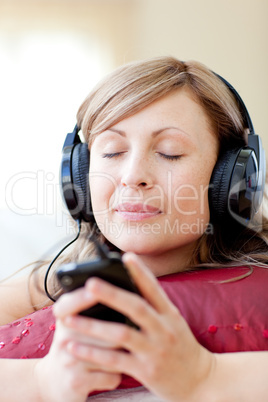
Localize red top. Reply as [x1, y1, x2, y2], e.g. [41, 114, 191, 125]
[1, 266, 268, 392]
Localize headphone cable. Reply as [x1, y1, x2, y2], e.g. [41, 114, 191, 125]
[44, 219, 82, 302]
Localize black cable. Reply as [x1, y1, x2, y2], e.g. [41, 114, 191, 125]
[44, 219, 82, 302]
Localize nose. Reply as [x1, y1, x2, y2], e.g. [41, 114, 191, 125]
[120, 154, 154, 189]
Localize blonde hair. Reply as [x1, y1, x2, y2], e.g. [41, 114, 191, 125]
[45, 56, 268, 298]
[77, 57, 244, 148]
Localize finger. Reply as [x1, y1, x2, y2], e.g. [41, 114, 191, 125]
[63, 315, 125, 349]
[63, 314, 147, 351]
[88, 371, 122, 392]
[122, 252, 180, 315]
[85, 277, 167, 335]
[67, 340, 136, 376]
[71, 368, 122, 392]
[53, 286, 97, 319]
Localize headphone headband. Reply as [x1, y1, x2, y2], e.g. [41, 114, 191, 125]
[62, 125, 81, 149]
[60, 71, 266, 229]
[215, 73, 255, 135]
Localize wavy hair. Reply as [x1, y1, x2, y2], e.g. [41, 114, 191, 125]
[43, 56, 268, 299]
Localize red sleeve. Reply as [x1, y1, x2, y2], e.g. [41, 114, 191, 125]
[0, 306, 55, 359]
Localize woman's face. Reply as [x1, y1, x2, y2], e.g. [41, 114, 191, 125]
[89, 88, 219, 275]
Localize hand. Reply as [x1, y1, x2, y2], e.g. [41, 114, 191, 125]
[54, 252, 215, 401]
[34, 286, 122, 402]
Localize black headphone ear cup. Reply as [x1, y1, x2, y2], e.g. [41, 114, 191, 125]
[71, 143, 93, 222]
[209, 148, 240, 223]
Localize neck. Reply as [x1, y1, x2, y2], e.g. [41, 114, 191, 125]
[131, 242, 197, 278]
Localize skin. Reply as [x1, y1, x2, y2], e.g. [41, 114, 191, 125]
[41, 88, 219, 401]
[1, 87, 267, 401]
[50, 253, 268, 402]
[2, 254, 268, 401]
[35, 88, 220, 401]
[89, 87, 218, 276]
[51, 252, 214, 401]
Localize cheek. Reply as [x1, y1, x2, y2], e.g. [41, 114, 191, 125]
[169, 165, 212, 219]
[89, 172, 117, 215]
[172, 181, 210, 216]
[89, 150, 118, 214]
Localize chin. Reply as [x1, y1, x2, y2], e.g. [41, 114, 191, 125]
[109, 237, 164, 256]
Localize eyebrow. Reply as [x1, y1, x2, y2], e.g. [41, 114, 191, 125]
[106, 126, 190, 138]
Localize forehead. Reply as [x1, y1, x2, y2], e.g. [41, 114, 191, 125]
[106, 88, 217, 144]
[89, 87, 220, 160]
[131, 87, 209, 125]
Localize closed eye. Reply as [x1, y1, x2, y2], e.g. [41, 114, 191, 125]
[102, 152, 182, 160]
[158, 153, 182, 161]
[102, 152, 124, 159]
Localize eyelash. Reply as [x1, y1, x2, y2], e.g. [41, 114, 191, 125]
[158, 153, 182, 161]
[102, 152, 182, 161]
[102, 152, 123, 159]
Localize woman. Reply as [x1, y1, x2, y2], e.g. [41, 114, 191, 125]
[0, 56, 268, 401]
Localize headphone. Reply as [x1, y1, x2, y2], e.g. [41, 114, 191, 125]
[209, 75, 266, 227]
[60, 74, 266, 229]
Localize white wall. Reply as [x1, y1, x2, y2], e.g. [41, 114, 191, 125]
[130, 0, 268, 151]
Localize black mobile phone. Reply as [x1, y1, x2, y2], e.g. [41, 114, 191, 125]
[56, 247, 140, 328]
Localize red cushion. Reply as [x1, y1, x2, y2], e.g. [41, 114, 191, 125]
[159, 266, 268, 352]
[0, 266, 267, 360]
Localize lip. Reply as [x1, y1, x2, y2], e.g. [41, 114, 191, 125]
[115, 203, 161, 221]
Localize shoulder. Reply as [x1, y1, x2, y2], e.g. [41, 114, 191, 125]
[0, 274, 35, 325]
[0, 268, 52, 325]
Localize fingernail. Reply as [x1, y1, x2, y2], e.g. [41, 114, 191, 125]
[83, 288, 94, 300]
